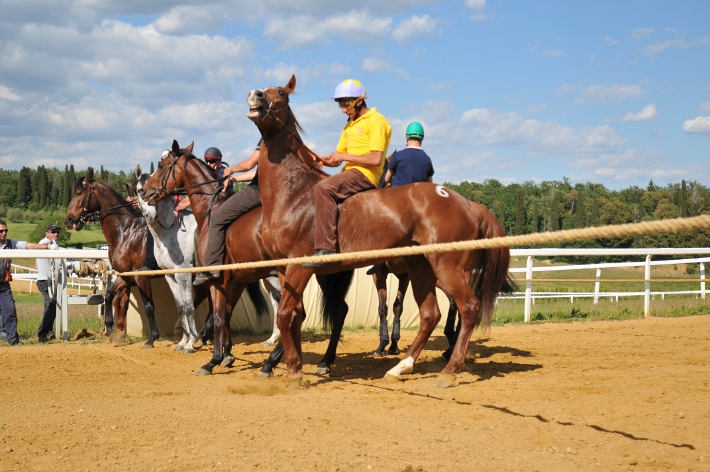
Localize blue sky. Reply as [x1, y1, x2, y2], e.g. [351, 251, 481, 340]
[1, 1, 708, 188]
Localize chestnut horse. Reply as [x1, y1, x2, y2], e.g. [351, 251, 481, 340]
[64, 170, 160, 347]
[141, 141, 353, 376]
[247, 75, 513, 388]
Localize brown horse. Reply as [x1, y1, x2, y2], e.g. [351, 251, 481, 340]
[247, 75, 513, 388]
[140, 141, 353, 376]
[64, 169, 160, 347]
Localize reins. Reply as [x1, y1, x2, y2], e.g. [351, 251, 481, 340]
[78, 182, 136, 224]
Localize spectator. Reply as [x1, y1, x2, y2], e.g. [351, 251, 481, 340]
[0, 219, 52, 346]
[36, 224, 62, 343]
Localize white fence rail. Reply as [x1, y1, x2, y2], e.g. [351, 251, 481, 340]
[507, 248, 710, 322]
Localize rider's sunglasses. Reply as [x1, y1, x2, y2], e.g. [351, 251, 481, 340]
[49, 230, 61, 234]
[337, 98, 359, 109]
[0, 229, 7, 233]
[205, 158, 221, 163]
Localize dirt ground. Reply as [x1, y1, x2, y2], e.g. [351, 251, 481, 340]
[1, 316, 709, 472]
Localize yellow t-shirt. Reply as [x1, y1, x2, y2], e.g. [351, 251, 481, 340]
[336, 107, 392, 185]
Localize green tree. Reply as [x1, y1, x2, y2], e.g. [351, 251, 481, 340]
[149, 161, 155, 174]
[514, 191, 525, 236]
[680, 180, 688, 217]
[17, 167, 33, 206]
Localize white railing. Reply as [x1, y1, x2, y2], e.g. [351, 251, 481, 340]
[2, 249, 110, 340]
[11, 264, 99, 294]
[507, 248, 710, 322]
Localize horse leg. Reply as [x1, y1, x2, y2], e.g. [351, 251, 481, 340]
[262, 276, 282, 347]
[105, 276, 127, 338]
[435, 267, 481, 389]
[316, 303, 343, 375]
[196, 278, 229, 375]
[373, 272, 389, 357]
[193, 285, 213, 346]
[220, 275, 241, 368]
[277, 269, 311, 384]
[135, 276, 159, 348]
[259, 303, 303, 379]
[441, 293, 458, 361]
[165, 275, 188, 352]
[112, 285, 130, 345]
[387, 273, 409, 356]
[384, 257, 440, 383]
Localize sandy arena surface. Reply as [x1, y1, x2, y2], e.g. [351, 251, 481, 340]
[1, 315, 709, 471]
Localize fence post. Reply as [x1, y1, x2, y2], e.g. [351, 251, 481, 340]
[644, 254, 652, 318]
[593, 268, 601, 304]
[524, 256, 533, 323]
[700, 263, 706, 300]
[29, 280, 33, 294]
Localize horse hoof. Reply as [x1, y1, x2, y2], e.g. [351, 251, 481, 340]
[182, 348, 195, 355]
[315, 365, 330, 376]
[173, 345, 184, 352]
[280, 376, 302, 388]
[108, 333, 115, 343]
[220, 356, 235, 368]
[437, 373, 457, 389]
[193, 340, 203, 349]
[373, 350, 385, 358]
[195, 368, 212, 376]
[258, 370, 273, 379]
[142, 342, 154, 349]
[383, 373, 401, 383]
[387, 349, 401, 356]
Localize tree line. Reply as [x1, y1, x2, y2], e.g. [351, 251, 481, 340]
[0, 164, 708, 256]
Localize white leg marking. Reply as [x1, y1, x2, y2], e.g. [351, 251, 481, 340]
[386, 356, 415, 378]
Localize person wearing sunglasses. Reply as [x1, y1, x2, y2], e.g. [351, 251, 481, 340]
[36, 224, 62, 343]
[304, 79, 392, 267]
[174, 146, 232, 212]
[0, 219, 53, 345]
[193, 141, 263, 285]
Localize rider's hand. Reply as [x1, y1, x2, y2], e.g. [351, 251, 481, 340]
[323, 153, 343, 167]
[126, 196, 139, 208]
[222, 169, 234, 193]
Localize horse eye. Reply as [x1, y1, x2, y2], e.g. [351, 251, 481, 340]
[279, 91, 284, 96]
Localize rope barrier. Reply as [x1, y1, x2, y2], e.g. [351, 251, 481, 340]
[112, 213, 710, 277]
[513, 278, 708, 283]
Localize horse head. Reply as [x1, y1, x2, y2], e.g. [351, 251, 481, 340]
[246, 75, 297, 136]
[64, 168, 99, 231]
[142, 140, 194, 206]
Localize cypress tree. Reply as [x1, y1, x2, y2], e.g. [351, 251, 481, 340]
[574, 192, 586, 228]
[150, 161, 155, 174]
[17, 167, 33, 206]
[62, 165, 70, 206]
[514, 191, 525, 236]
[680, 180, 688, 217]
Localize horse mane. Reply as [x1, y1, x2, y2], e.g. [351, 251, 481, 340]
[286, 109, 328, 176]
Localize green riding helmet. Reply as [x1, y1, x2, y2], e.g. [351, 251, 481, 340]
[406, 122, 425, 140]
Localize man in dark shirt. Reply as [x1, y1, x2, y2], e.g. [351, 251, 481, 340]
[383, 122, 434, 186]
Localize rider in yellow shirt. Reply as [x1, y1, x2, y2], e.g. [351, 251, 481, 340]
[305, 79, 392, 267]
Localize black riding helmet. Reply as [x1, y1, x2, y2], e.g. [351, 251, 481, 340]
[204, 147, 222, 160]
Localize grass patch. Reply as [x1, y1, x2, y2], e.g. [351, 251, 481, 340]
[7, 295, 104, 345]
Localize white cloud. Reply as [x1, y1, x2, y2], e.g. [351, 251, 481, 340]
[542, 50, 565, 57]
[262, 10, 392, 48]
[642, 36, 710, 56]
[631, 27, 655, 40]
[362, 57, 391, 73]
[683, 116, 710, 135]
[580, 84, 643, 102]
[0, 86, 21, 101]
[602, 36, 618, 45]
[391, 14, 438, 44]
[153, 6, 223, 35]
[466, 0, 486, 10]
[329, 62, 351, 77]
[622, 104, 658, 122]
[701, 101, 710, 111]
[428, 82, 452, 93]
[650, 130, 664, 137]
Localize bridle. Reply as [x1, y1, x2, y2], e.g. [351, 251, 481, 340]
[151, 150, 229, 219]
[76, 181, 134, 225]
[253, 87, 324, 163]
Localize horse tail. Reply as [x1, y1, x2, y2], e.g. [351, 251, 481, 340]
[318, 270, 354, 331]
[469, 206, 513, 331]
[246, 280, 270, 321]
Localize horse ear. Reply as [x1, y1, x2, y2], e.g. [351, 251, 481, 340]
[134, 165, 142, 179]
[86, 167, 94, 181]
[186, 141, 194, 153]
[172, 140, 179, 153]
[284, 75, 296, 94]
